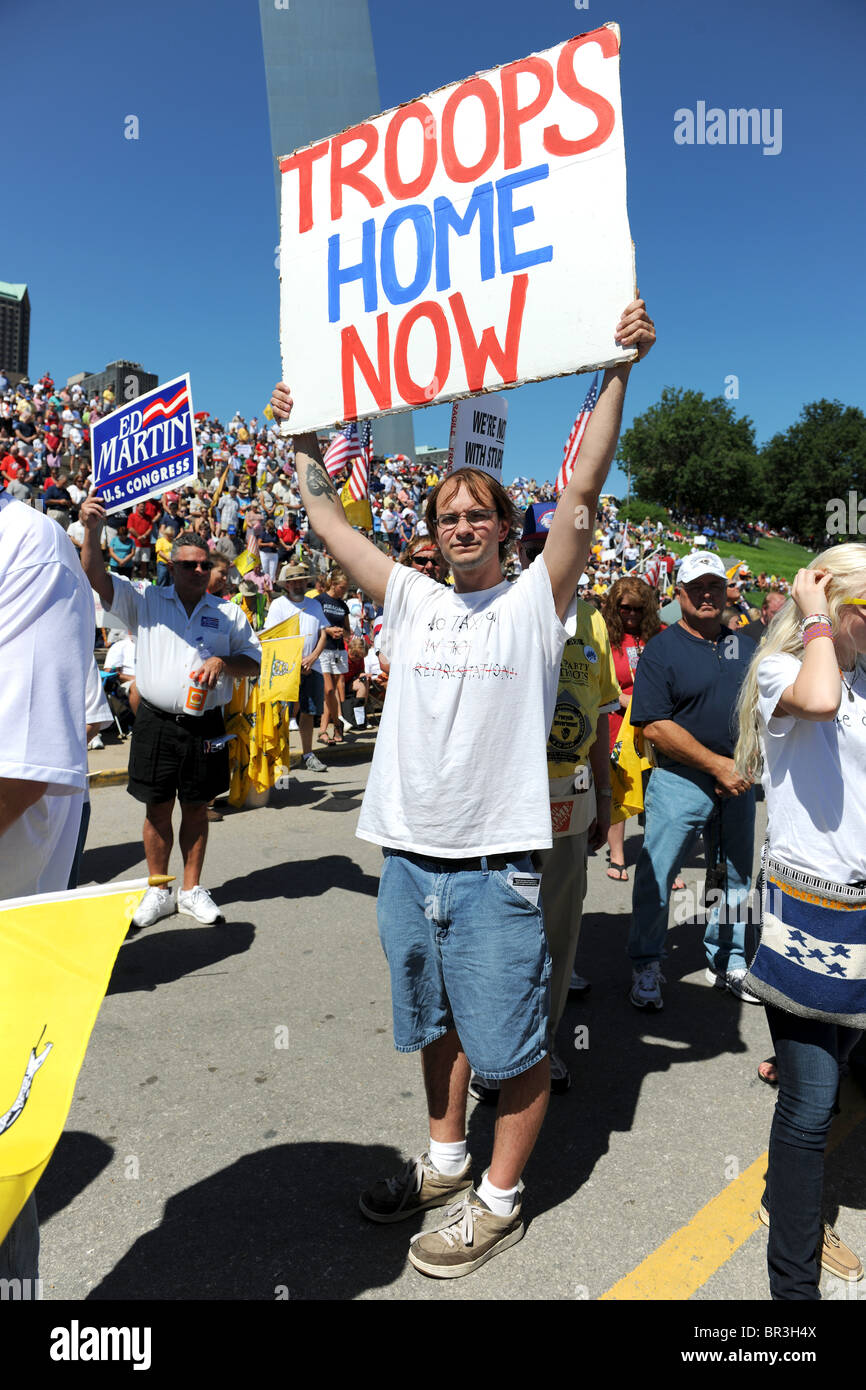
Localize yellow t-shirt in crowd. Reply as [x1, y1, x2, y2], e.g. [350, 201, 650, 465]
[155, 536, 172, 564]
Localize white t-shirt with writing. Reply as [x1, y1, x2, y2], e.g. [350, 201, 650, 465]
[758, 652, 866, 883]
[356, 558, 568, 856]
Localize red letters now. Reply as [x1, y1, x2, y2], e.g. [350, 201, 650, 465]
[340, 272, 529, 418]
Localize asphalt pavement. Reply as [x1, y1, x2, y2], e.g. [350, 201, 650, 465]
[38, 759, 866, 1306]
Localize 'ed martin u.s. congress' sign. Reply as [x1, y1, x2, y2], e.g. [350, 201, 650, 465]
[91, 374, 196, 514]
[279, 24, 636, 434]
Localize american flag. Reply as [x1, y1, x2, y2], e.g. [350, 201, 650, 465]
[554, 373, 599, 495]
[347, 422, 373, 502]
[323, 421, 366, 481]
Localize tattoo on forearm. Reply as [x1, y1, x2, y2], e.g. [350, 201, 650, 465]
[303, 459, 339, 502]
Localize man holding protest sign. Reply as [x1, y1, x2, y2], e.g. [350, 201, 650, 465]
[270, 295, 655, 1278]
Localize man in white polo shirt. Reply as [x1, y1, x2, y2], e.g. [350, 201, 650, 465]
[80, 496, 261, 928]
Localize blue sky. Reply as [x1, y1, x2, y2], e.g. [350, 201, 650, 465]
[4, 0, 864, 493]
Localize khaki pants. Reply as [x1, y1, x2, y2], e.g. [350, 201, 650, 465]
[536, 830, 589, 1040]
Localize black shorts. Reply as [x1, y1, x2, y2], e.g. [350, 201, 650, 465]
[128, 700, 230, 806]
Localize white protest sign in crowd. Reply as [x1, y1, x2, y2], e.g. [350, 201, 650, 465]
[279, 23, 636, 433]
[447, 393, 508, 481]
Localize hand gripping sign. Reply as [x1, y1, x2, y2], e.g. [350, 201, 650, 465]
[279, 24, 636, 433]
[91, 373, 197, 514]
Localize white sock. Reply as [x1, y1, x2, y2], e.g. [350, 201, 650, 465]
[428, 1137, 467, 1176]
[478, 1173, 519, 1216]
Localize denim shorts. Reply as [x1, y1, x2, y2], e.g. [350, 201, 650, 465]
[297, 669, 324, 718]
[376, 849, 551, 1080]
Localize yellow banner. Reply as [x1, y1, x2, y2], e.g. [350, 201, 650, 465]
[233, 548, 259, 577]
[0, 880, 149, 1243]
[260, 635, 303, 703]
[340, 479, 373, 531]
[610, 700, 653, 825]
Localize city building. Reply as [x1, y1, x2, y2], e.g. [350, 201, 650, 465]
[0, 281, 30, 382]
[80, 361, 158, 405]
[415, 445, 449, 472]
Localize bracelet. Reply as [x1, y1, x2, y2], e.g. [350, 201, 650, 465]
[802, 623, 833, 647]
[597, 787, 613, 798]
[800, 613, 832, 631]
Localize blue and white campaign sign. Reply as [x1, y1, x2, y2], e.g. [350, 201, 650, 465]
[92, 373, 197, 514]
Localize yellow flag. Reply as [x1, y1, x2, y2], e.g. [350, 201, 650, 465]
[233, 549, 259, 577]
[261, 614, 300, 641]
[725, 558, 743, 580]
[259, 635, 303, 703]
[340, 478, 373, 531]
[610, 700, 653, 825]
[0, 880, 150, 1243]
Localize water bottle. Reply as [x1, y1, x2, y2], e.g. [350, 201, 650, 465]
[184, 639, 211, 716]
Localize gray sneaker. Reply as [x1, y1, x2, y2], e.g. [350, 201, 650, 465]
[302, 753, 328, 773]
[408, 1185, 524, 1278]
[359, 1151, 472, 1224]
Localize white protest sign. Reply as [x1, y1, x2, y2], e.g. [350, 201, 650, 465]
[447, 393, 507, 479]
[279, 24, 635, 433]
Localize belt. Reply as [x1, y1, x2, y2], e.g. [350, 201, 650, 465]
[391, 850, 534, 874]
[140, 697, 224, 731]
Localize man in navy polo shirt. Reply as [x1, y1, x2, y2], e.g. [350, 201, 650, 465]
[627, 550, 759, 1009]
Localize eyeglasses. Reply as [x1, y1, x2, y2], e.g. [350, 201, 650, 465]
[435, 508, 497, 532]
[842, 599, 866, 606]
[618, 604, 644, 613]
[174, 559, 213, 572]
[411, 554, 440, 569]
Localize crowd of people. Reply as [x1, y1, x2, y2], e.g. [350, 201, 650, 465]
[2, 303, 865, 1304]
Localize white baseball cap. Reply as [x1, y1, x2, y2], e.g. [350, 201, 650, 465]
[677, 551, 728, 586]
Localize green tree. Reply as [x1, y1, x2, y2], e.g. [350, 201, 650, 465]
[759, 400, 866, 542]
[616, 387, 759, 516]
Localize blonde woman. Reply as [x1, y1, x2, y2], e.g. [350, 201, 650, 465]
[735, 543, 866, 1300]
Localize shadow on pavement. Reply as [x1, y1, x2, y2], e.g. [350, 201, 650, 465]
[79, 839, 146, 884]
[108, 922, 257, 995]
[86, 1142, 416, 1300]
[467, 906, 752, 1227]
[38, 1132, 115, 1225]
[218, 855, 380, 906]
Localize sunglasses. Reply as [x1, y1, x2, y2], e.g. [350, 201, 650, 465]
[843, 599, 866, 606]
[618, 604, 643, 612]
[174, 559, 213, 572]
[411, 554, 439, 568]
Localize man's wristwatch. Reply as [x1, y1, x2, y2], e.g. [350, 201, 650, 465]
[597, 787, 612, 798]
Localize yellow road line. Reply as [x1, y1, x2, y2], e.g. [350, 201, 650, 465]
[601, 1077, 866, 1301]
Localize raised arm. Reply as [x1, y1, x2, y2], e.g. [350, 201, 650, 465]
[543, 300, 656, 619]
[80, 490, 115, 608]
[270, 389, 394, 607]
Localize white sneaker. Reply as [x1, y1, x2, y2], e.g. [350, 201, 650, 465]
[132, 885, 175, 928]
[176, 885, 223, 924]
[568, 971, 591, 997]
[87, 734, 105, 750]
[289, 718, 299, 731]
[706, 966, 762, 1004]
[629, 961, 666, 1010]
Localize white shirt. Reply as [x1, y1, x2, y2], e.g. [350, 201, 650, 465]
[104, 576, 261, 713]
[263, 595, 327, 672]
[0, 494, 91, 898]
[104, 635, 136, 679]
[356, 558, 568, 856]
[758, 652, 866, 883]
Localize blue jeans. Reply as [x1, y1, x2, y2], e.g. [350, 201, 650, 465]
[628, 765, 756, 972]
[377, 850, 551, 1079]
[764, 1007, 861, 1300]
